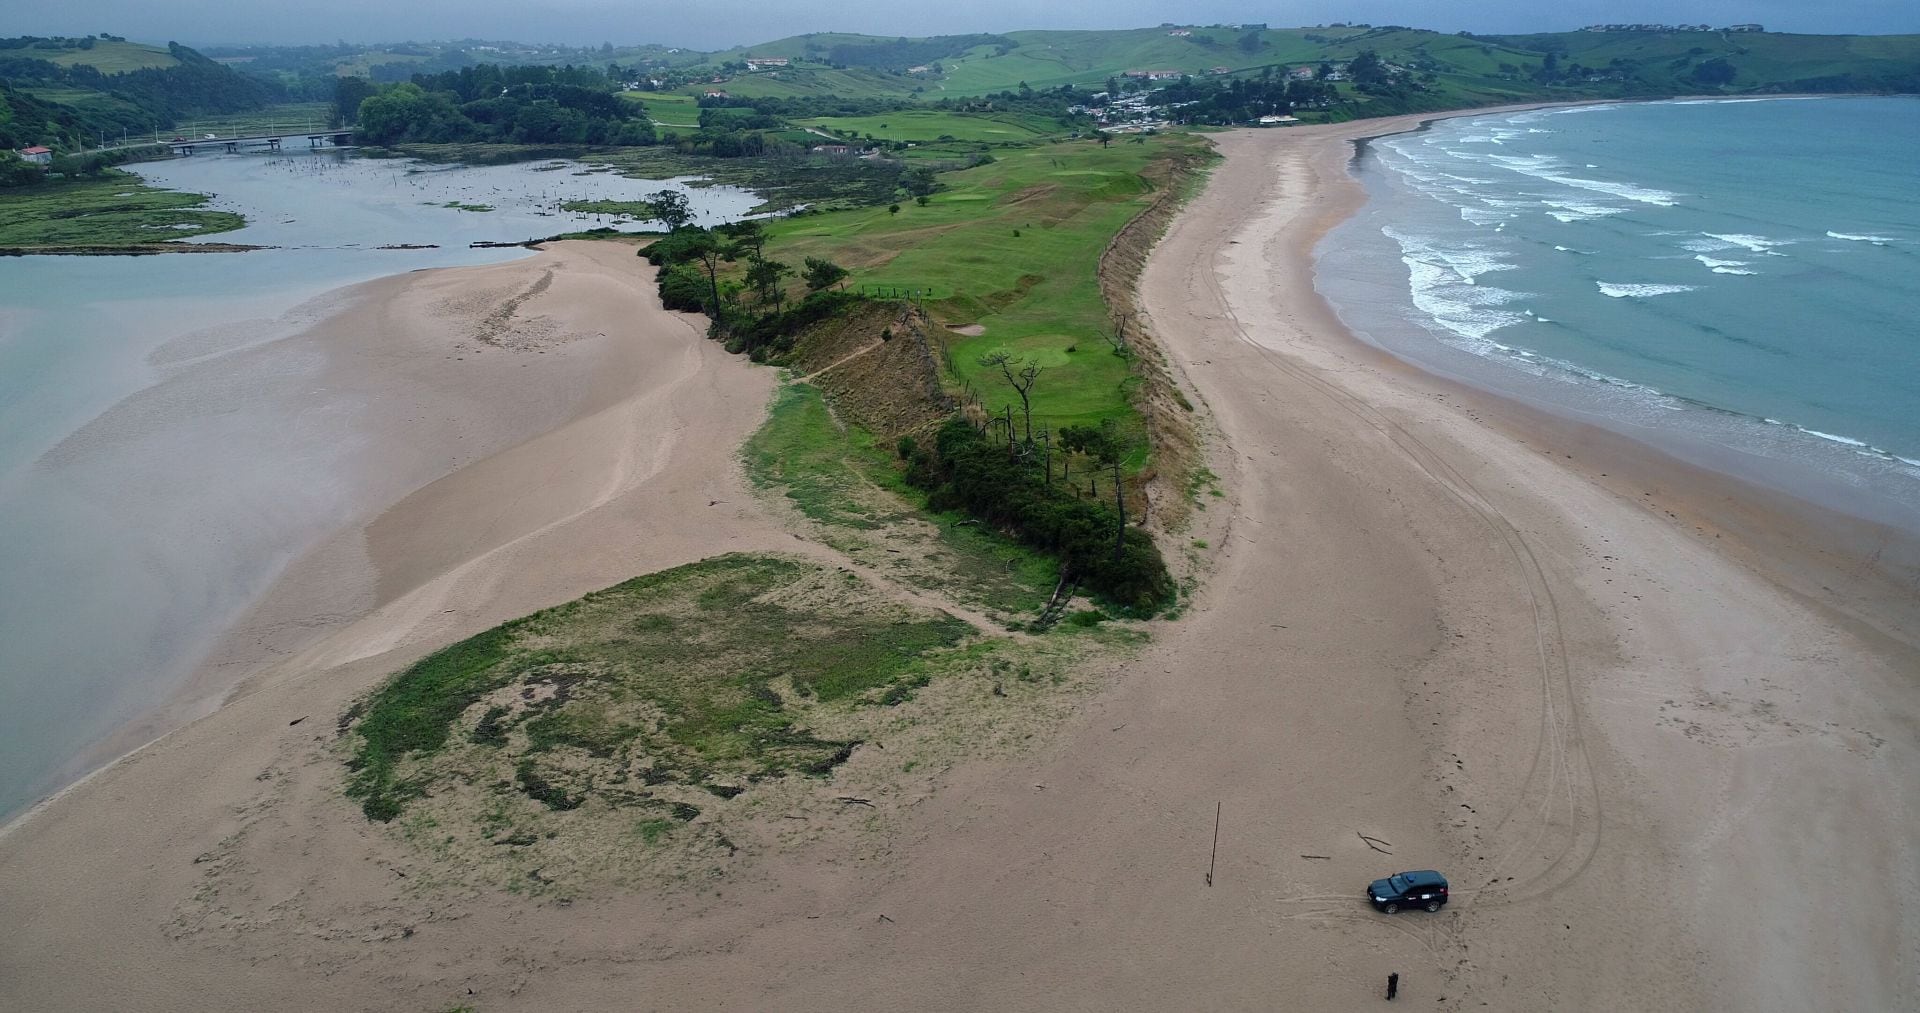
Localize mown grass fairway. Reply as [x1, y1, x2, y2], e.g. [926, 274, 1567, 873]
[0, 171, 245, 247]
[766, 134, 1207, 440]
[799, 110, 1064, 143]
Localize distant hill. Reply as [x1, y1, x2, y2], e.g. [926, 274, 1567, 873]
[3, 35, 179, 73]
[9, 24, 1917, 156]
[704, 25, 1920, 102]
[1, 36, 279, 152]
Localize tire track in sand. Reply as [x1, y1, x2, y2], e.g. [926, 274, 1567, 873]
[1187, 139, 1604, 910]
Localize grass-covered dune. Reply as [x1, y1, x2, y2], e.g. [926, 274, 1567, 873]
[343, 554, 974, 825]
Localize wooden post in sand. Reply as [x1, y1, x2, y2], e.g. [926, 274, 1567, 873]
[1206, 801, 1221, 887]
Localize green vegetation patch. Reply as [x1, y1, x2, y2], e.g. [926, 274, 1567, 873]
[587, 145, 906, 213]
[744, 382, 1058, 618]
[800, 109, 1062, 143]
[0, 170, 245, 247]
[343, 553, 972, 823]
[768, 134, 1206, 439]
[558, 198, 655, 219]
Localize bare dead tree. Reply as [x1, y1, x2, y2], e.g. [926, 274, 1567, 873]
[1103, 311, 1133, 357]
[978, 352, 1042, 442]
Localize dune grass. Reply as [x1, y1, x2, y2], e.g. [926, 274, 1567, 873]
[343, 553, 974, 822]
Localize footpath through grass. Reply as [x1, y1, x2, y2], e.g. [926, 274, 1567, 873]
[0, 170, 246, 247]
[766, 133, 1207, 442]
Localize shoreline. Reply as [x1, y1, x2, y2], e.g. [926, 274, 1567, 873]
[1, 239, 758, 835]
[0, 108, 1914, 1011]
[1305, 100, 1920, 646]
[1131, 115, 1918, 1006]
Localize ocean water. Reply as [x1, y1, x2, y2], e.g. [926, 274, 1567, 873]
[1317, 97, 1920, 533]
[0, 150, 759, 821]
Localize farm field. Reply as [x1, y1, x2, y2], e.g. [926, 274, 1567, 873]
[799, 109, 1065, 143]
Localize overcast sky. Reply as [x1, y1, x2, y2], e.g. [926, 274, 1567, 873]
[18, 0, 1918, 50]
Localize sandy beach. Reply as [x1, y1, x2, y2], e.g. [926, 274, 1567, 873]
[3, 119, 1917, 1011]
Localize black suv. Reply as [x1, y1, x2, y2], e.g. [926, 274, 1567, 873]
[1366, 870, 1449, 913]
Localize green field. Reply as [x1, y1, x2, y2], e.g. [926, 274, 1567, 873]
[39, 39, 178, 73]
[765, 133, 1204, 441]
[691, 65, 928, 101]
[0, 171, 245, 247]
[625, 91, 702, 128]
[800, 109, 1064, 143]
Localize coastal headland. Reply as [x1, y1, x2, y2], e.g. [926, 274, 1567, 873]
[2, 114, 1916, 1013]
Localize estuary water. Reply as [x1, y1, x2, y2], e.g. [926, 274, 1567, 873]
[1318, 96, 1920, 535]
[0, 149, 758, 821]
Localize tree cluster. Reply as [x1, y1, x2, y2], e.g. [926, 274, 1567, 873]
[904, 418, 1174, 612]
[352, 71, 655, 146]
[639, 200, 857, 360]
[1159, 72, 1339, 124]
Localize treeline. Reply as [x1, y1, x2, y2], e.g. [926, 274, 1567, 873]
[1159, 73, 1341, 123]
[906, 419, 1174, 612]
[931, 82, 1093, 119]
[638, 195, 859, 358]
[694, 93, 914, 119]
[352, 65, 656, 146]
[0, 41, 280, 148]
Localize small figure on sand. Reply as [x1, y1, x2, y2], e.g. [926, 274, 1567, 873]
[1387, 971, 1399, 1000]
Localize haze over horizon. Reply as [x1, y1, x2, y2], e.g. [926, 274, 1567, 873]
[14, 0, 1918, 51]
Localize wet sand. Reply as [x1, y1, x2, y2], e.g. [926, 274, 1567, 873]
[2, 123, 1917, 1012]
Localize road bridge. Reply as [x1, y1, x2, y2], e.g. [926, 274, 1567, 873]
[169, 130, 354, 155]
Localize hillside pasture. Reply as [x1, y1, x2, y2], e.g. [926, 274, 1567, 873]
[799, 109, 1064, 143]
[39, 39, 178, 73]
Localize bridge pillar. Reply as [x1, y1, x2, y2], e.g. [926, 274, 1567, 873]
[226, 141, 237, 153]
[267, 138, 281, 150]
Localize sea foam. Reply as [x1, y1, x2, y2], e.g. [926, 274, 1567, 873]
[1692, 254, 1756, 276]
[1704, 233, 1791, 255]
[1597, 282, 1696, 298]
[1826, 231, 1897, 244]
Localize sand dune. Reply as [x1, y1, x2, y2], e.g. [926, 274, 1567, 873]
[2, 124, 1916, 1012]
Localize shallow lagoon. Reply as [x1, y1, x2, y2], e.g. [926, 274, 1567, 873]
[0, 149, 758, 820]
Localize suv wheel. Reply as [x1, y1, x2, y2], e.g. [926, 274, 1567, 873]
[1382, 902, 1399, 914]
[1425, 900, 1441, 912]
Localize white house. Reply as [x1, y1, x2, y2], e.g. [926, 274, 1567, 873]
[17, 145, 52, 165]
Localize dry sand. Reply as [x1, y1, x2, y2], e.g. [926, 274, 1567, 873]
[3, 121, 1918, 1012]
